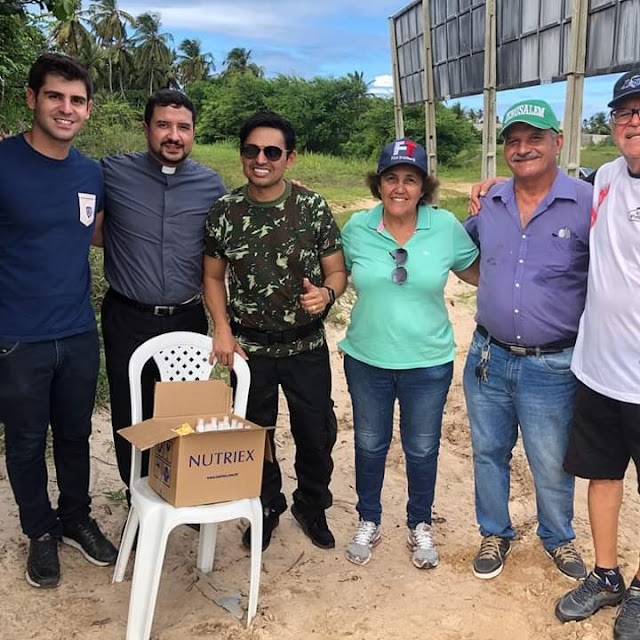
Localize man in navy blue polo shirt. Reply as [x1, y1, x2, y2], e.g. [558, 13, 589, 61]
[0, 53, 117, 589]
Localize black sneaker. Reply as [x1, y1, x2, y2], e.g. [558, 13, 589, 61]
[26, 533, 60, 589]
[242, 507, 280, 551]
[61, 518, 118, 567]
[472, 535, 511, 579]
[614, 585, 640, 640]
[545, 541, 587, 581]
[291, 504, 335, 549]
[555, 571, 626, 622]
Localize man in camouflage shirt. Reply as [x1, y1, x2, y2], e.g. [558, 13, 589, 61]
[204, 112, 347, 551]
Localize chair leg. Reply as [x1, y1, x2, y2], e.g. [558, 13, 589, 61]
[113, 507, 139, 583]
[196, 523, 218, 573]
[126, 515, 171, 640]
[247, 502, 263, 626]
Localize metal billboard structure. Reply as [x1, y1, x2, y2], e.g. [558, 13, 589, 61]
[390, 0, 640, 178]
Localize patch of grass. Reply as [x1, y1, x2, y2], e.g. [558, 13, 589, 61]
[437, 194, 470, 222]
[104, 488, 128, 505]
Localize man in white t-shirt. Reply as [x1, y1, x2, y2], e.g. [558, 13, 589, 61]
[556, 71, 640, 640]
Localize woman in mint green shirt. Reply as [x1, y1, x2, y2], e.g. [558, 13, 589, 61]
[340, 139, 479, 569]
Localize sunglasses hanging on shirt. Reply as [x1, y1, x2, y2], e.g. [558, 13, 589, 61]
[389, 248, 408, 285]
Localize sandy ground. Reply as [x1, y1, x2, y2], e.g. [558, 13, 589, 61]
[2, 276, 640, 640]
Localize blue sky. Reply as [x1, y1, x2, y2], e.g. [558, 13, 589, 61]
[117, 0, 621, 120]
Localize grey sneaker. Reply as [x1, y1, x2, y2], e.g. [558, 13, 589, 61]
[407, 522, 438, 569]
[555, 571, 625, 623]
[614, 585, 640, 640]
[545, 542, 587, 581]
[472, 535, 511, 579]
[345, 520, 381, 566]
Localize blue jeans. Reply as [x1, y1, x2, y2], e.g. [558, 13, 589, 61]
[0, 331, 99, 538]
[344, 354, 453, 528]
[462, 330, 577, 551]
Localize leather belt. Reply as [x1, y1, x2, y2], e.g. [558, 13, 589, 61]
[230, 319, 322, 345]
[108, 288, 202, 317]
[476, 325, 576, 356]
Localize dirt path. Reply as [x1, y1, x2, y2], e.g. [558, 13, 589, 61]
[2, 281, 639, 640]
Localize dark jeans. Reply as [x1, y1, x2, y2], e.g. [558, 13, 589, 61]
[0, 330, 99, 538]
[101, 288, 208, 488]
[246, 343, 337, 515]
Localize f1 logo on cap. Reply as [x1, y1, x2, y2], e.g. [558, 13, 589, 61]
[392, 139, 418, 158]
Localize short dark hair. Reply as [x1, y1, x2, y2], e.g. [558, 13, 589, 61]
[366, 170, 438, 206]
[144, 89, 196, 126]
[28, 52, 93, 101]
[239, 111, 296, 152]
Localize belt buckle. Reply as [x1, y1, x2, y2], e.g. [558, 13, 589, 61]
[509, 345, 528, 356]
[153, 305, 175, 317]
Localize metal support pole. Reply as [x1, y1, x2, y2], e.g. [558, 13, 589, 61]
[389, 17, 405, 139]
[481, 0, 497, 179]
[421, 0, 438, 181]
[561, 0, 588, 177]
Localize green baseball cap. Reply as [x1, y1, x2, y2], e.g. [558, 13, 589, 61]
[501, 99, 561, 134]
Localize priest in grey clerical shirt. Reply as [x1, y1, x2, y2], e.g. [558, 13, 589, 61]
[93, 89, 226, 493]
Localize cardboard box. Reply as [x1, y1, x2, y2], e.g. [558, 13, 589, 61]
[118, 380, 272, 507]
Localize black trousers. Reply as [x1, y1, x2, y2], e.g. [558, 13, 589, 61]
[246, 343, 337, 515]
[0, 331, 99, 538]
[101, 289, 208, 488]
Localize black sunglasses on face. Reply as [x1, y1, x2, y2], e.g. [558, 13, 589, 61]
[240, 143, 287, 161]
[390, 248, 408, 285]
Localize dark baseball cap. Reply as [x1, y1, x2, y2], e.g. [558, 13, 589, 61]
[609, 71, 640, 108]
[377, 138, 428, 174]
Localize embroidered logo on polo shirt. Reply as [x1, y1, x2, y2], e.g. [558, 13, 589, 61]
[78, 192, 96, 227]
[629, 207, 640, 222]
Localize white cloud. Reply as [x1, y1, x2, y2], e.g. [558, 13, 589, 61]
[369, 74, 394, 96]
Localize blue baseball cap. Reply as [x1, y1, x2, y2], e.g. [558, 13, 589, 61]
[377, 138, 428, 174]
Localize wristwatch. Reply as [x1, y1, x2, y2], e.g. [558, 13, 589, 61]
[322, 285, 336, 306]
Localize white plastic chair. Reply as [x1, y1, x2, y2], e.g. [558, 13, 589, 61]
[112, 331, 263, 640]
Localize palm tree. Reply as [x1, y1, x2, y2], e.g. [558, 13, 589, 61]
[176, 38, 214, 85]
[222, 47, 263, 78]
[51, 0, 94, 58]
[88, 0, 135, 93]
[77, 40, 108, 90]
[131, 12, 173, 94]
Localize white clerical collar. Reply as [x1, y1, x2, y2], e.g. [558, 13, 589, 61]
[161, 165, 177, 175]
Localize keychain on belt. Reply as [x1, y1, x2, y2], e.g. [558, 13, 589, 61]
[475, 343, 491, 383]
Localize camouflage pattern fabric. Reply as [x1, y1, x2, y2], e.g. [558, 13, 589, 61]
[205, 181, 342, 357]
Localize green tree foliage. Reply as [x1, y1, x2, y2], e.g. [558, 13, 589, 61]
[131, 12, 173, 94]
[87, 0, 134, 94]
[222, 47, 264, 79]
[582, 111, 609, 135]
[198, 73, 271, 142]
[1, 0, 74, 19]
[176, 38, 214, 85]
[51, 0, 93, 58]
[0, 12, 47, 129]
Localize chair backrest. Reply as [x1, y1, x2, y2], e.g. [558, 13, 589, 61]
[127, 331, 250, 484]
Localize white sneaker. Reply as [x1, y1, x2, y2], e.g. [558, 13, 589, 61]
[345, 520, 381, 566]
[407, 522, 438, 569]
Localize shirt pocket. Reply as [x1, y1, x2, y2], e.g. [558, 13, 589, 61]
[545, 235, 578, 272]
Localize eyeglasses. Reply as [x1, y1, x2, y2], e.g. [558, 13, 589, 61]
[610, 108, 640, 126]
[390, 248, 408, 285]
[240, 143, 288, 161]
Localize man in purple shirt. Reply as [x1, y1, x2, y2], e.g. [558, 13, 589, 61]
[463, 99, 592, 582]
